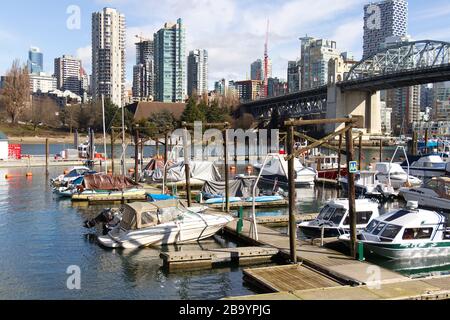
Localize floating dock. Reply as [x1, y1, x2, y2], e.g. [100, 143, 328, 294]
[160, 246, 279, 272]
[207, 199, 288, 210]
[255, 213, 318, 227]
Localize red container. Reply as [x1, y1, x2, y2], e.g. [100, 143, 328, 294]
[8, 144, 22, 160]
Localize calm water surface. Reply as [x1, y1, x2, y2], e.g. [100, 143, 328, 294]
[1, 147, 448, 299]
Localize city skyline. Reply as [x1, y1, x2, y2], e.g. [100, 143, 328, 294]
[0, 0, 450, 91]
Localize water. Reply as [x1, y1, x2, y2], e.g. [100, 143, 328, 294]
[1, 147, 448, 299]
[0, 166, 256, 300]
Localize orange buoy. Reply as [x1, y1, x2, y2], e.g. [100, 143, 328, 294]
[64, 170, 69, 175]
[128, 168, 135, 174]
[5, 174, 12, 179]
[230, 166, 236, 174]
[246, 165, 253, 175]
[26, 172, 33, 177]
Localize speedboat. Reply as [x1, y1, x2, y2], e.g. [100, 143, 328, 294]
[401, 155, 447, 178]
[50, 166, 95, 187]
[298, 198, 380, 238]
[97, 201, 234, 249]
[399, 177, 450, 211]
[254, 153, 317, 187]
[339, 171, 396, 200]
[53, 176, 84, 198]
[338, 201, 450, 260]
[375, 162, 422, 189]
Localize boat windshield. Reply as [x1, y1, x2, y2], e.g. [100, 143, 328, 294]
[426, 179, 450, 199]
[329, 208, 347, 225]
[367, 221, 402, 242]
[317, 205, 335, 220]
[365, 220, 380, 233]
[379, 224, 402, 241]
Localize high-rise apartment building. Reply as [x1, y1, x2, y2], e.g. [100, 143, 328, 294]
[267, 78, 288, 98]
[363, 0, 408, 59]
[433, 82, 450, 122]
[187, 49, 208, 97]
[287, 60, 301, 93]
[235, 80, 263, 102]
[91, 7, 126, 107]
[132, 39, 154, 101]
[29, 72, 57, 93]
[28, 47, 44, 74]
[299, 37, 340, 90]
[214, 79, 227, 96]
[154, 18, 186, 103]
[54, 55, 82, 95]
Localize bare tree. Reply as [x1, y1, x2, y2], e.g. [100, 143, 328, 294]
[2, 60, 30, 123]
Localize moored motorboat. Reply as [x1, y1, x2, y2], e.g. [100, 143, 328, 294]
[97, 201, 234, 249]
[50, 166, 95, 187]
[298, 198, 380, 238]
[339, 171, 396, 200]
[401, 155, 447, 178]
[375, 162, 422, 189]
[254, 153, 317, 187]
[338, 201, 450, 260]
[399, 177, 450, 211]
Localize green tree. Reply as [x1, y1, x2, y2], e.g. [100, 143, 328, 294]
[152, 110, 177, 133]
[181, 97, 206, 123]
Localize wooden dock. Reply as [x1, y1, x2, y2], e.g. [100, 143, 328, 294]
[71, 193, 147, 203]
[160, 246, 279, 272]
[207, 199, 288, 210]
[224, 219, 408, 286]
[243, 264, 341, 292]
[255, 213, 318, 226]
[225, 275, 450, 300]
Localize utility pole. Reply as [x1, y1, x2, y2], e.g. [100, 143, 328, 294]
[110, 128, 115, 175]
[223, 124, 230, 212]
[134, 127, 139, 183]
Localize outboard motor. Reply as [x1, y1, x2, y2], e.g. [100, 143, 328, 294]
[84, 208, 122, 235]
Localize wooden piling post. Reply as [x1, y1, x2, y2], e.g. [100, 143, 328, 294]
[358, 135, 363, 171]
[223, 125, 230, 212]
[379, 139, 383, 163]
[345, 124, 357, 259]
[183, 127, 192, 207]
[287, 124, 297, 264]
[134, 128, 139, 183]
[337, 134, 342, 181]
[164, 131, 169, 192]
[45, 138, 49, 175]
[424, 127, 429, 154]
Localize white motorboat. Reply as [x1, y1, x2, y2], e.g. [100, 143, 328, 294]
[375, 162, 422, 189]
[399, 177, 450, 211]
[254, 153, 317, 187]
[339, 171, 396, 200]
[401, 155, 447, 178]
[339, 201, 450, 260]
[98, 201, 234, 249]
[298, 199, 380, 238]
[50, 166, 94, 187]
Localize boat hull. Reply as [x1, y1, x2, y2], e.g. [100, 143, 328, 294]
[298, 225, 344, 238]
[363, 241, 450, 260]
[98, 215, 233, 249]
[399, 189, 450, 211]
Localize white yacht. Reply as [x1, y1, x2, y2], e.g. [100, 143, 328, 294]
[401, 155, 447, 178]
[375, 162, 422, 189]
[98, 201, 233, 249]
[339, 171, 396, 200]
[254, 153, 317, 187]
[339, 202, 450, 260]
[399, 177, 450, 211]
[50, 166, 94, 187]
[298, 199, 380, 238]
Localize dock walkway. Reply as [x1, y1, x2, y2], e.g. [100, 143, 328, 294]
[224, 219, 407, 286]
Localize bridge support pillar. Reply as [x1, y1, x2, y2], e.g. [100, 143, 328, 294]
[326, 85, 381, 134]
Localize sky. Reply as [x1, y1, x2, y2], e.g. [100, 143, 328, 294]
[1, 0, 450, 90]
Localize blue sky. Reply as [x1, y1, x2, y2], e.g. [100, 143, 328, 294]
[1, 0, 450, 90]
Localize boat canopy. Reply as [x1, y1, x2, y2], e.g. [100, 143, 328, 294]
[119, 200, 190, 230]
[257, 154, 308, 177]
[375, 163, 406, 175]
[148, 160, 222, 182]
[202, 177, 258, 198]
[82, 174, 141, 191]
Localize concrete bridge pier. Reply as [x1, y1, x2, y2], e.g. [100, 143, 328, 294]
[326, 85, 381, 135]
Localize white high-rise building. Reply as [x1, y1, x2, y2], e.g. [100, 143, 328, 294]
[29, 72, 57, 93]
[187, 49, 208, 97]
[363, 0, 408, 59]
[91, 7, 126, 107]
[54, 55, 82, 95]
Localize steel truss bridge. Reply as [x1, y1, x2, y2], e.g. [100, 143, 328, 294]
[238, 40, 450, 120]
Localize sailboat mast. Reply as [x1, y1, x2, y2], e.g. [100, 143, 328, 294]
[101, 95, 108, 173]
[121, 101, 126, 178]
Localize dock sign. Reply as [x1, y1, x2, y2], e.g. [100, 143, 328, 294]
[349, 161, 358, 174]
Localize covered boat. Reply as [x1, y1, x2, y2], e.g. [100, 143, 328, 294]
[253, 153, 317, 187]
[401, 155, 447, 178]
[298, 199, 380, 238]
[71, 174, 146, 201]
[146, 160, 221, 183]
[50, 166, 95, 187]
[339, 202, 450, 260]
[97, 201, 233, 249]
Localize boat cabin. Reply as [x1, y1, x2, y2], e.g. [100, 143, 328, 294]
[360, 205, 450, 243]
[423, 177, 450, 200]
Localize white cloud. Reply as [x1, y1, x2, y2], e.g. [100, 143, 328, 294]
[92, 0, 367, 88]
[76, 45, 92, 71]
